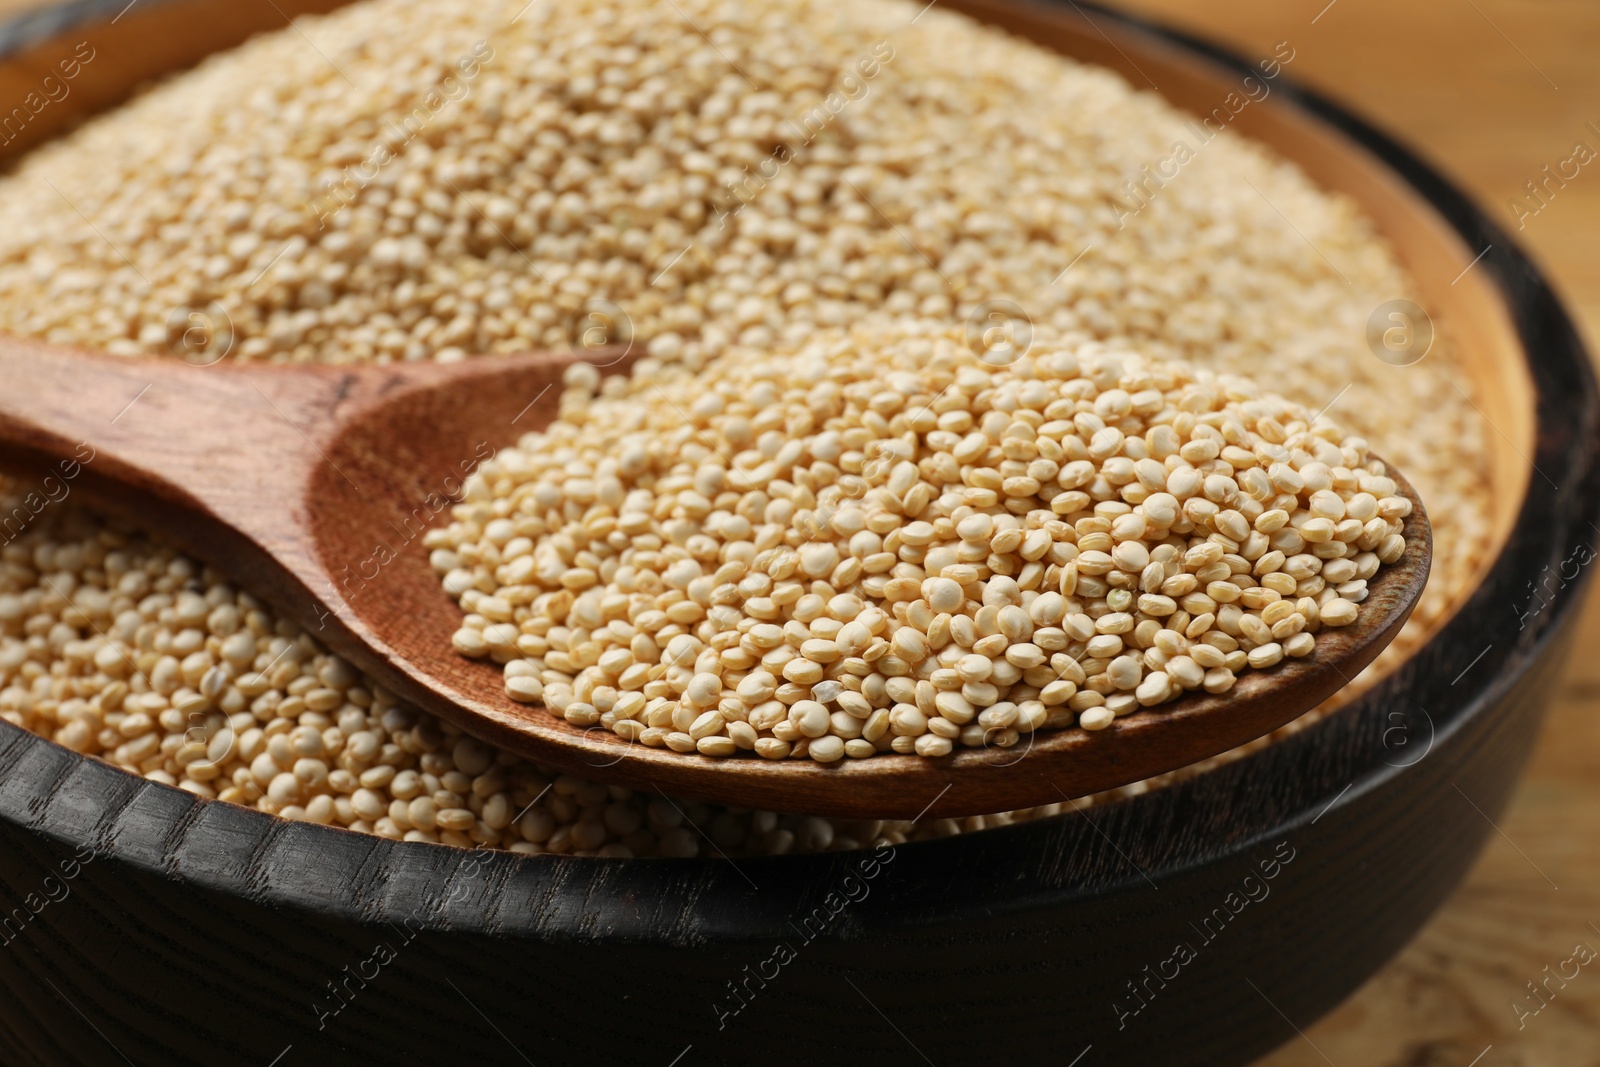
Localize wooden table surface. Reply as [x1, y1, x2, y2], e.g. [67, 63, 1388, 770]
[0, 0, 1592, 1062]
[1105, 2, 1600, 1064]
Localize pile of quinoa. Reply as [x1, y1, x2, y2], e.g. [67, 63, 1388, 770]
[436, 323, 1412, 762]
[0, 0, 1484, 854]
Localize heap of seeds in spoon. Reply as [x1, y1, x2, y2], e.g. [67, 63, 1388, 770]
[433, 323, 1412, 761]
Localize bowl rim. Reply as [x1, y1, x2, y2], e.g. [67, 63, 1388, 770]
[0, 0, 1595, 945]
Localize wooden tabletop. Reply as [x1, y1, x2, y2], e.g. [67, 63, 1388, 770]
[1103, 1, 1600, 1063]
[0, 0, 1590, 1060]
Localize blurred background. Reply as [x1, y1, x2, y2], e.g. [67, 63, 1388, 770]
[0, 0, 1592, 1062]
[1110, 5, 1600, 1064]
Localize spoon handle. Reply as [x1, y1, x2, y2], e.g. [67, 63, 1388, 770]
[0, 338, 387, 645]
[0, 340, 552, 665]
[0, 338, 604, 747]
[0, 337, 326, 549]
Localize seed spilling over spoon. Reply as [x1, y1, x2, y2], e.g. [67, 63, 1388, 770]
[430, 321, 1423, 772]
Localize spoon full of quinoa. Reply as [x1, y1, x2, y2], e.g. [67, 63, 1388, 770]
[0, 323, 1429, 819]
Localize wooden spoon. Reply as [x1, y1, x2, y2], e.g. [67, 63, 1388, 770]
[0, 341, 1430, 820]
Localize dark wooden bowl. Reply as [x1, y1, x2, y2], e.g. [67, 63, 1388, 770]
[0, 1, 1592, 1066]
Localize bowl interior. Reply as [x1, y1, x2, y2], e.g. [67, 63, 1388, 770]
[0, 0, 1533, 689]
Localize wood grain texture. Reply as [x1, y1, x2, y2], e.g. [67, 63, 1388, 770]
[1089, 1, 1600, 1064]
[0, 1, 1590, 1066]
[0, 342, 1435, 819]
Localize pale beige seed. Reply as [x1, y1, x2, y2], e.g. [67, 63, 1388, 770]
[1284, 633, 1317, 657]
[1320, 598, 1360, 627]
[1246, 644, 1285, 670]
[1079, 707, 1115, 731]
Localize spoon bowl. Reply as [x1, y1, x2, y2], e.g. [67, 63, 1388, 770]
[0, 341, 1431, 819]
